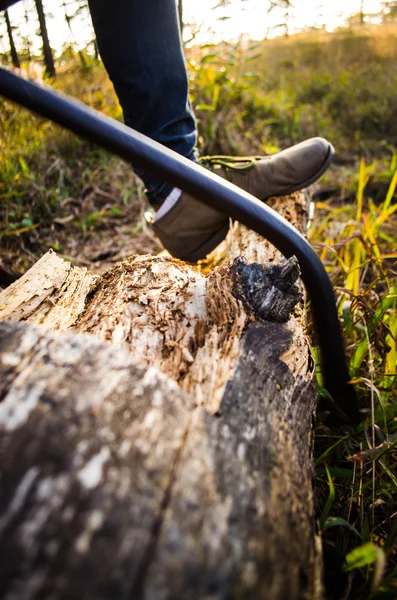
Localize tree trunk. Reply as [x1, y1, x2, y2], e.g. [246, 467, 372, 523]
[178, 0, 183, 37]
[0, 193, 323, 599]
[4, 9, 20, 68]
[360, 0, 365, 24]
[35, 0, 55, 77]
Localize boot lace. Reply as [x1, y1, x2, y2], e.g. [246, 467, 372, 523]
[199, 155, 264, 171]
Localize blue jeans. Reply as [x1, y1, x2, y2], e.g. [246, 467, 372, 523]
[88, 0, 198, 205]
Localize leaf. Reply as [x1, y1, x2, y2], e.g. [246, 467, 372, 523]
[110, 206, 123, 216]
[0, 223, 39, 238]
[347, 433, 397, 463]
[385, 291, 397, 383]
[372, 547, 387, 592]
[319, 466, 335, 529]
[356, 158, 369, 222]
[350, 285, 397, 371]
[342, 301, 354, 336]
[323, 517, 363, 539]
[373, 200, 397, 229]
[195, 104, 215, 112]
[211, 83, 220, 110]
[246, 52, 263, 61]
[315, 435, 349, 465]
[18, 156, 30, 176]
[379, 459, 397, 488]
[381, 168, 397, 213]
[345, 238, 363, 296]
[325, 467, 355, 479]
[247, 42, 262, 52]
[344, 542, 381, 571]
[343, 542, 386, 593]
[200, 53, 218, 65]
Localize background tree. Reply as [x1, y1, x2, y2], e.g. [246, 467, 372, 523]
[381, 0, 397, 20]
[178, 0, 183, 36]
[268, 0, 293, 37]
[360, 0, 365, 24]
[4, 8, 19, 67]
[34, 0, 55, 76]
[312, 2, 326, 30]
[21, 0, 32, 62]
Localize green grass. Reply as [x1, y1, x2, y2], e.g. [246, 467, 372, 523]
[0, 24, 396, 599]
[310, 163, 397, 599]
[0, 61, 147, 273]
[188, 24, 397, 157]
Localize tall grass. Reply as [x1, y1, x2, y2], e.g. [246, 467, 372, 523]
[311, 162, 396, 599]
[188, 24, 397, 156]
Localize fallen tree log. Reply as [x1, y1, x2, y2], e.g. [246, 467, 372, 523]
[0, 193, 322, 599]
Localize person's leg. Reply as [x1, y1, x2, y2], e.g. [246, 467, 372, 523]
[88, 0, 334, 263]
[88, 0, 197, 205]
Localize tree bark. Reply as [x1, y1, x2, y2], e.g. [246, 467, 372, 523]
[0, 193, 323, 599]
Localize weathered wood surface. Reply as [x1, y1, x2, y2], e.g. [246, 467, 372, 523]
[0, 192, 322, 599]
[0, 249, 98, 329]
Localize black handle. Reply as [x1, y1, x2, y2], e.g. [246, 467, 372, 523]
[0, 67, 359, 422]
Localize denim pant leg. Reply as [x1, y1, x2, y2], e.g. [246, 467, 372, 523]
[88, 0, 198, 204]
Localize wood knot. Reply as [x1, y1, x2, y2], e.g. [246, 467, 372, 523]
[231, 256, 302, 323]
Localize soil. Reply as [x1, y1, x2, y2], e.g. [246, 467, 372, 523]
[0, 163, 162, 288]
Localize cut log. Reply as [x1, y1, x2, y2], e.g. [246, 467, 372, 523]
[0, 193, 322, 599]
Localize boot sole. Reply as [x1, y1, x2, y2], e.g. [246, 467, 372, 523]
[262, 142, 335, 199]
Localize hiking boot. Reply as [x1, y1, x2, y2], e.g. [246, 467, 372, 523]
[199, 137, 334, 199]
[151, 137, 334, 262]
[151, 191, 230, 263]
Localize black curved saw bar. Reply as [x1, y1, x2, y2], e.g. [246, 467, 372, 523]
[0, 67, 359, 422]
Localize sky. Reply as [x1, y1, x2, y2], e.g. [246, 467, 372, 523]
[1, 0, 385, 56]
[181, 0, 384, 43]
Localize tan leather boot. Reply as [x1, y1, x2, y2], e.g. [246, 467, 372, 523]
[199, 137, 334, 199]
[151, 191, 230, 263]
[151, 137, 334, 262]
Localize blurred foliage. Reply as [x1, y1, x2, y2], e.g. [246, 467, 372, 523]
[187, 24, 397, 157]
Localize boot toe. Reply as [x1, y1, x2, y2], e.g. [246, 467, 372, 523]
[255, 137, 334, 199]
[298, 137, 333, 174]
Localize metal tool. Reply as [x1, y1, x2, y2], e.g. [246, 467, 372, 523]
[0, 67, 360, 422]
